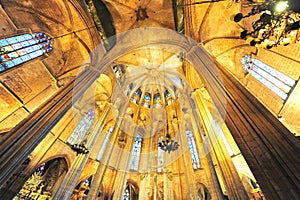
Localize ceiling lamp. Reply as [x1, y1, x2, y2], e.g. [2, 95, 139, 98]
[234, 0, 300, 49]
[158, 133, 180, 153]
[71, 143, 89, 155]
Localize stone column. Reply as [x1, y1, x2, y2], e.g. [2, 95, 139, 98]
[192, 89, 249, 200]
[139, 173, 151, 200]
[186, 109, 224, 199]
[87, 101, 131, 199]
[163, 165, 174, 199]
[177, 119, 198, 199]
[53, 103, 110, 200]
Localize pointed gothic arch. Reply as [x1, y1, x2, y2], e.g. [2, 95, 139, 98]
[14, 157, 68, 199]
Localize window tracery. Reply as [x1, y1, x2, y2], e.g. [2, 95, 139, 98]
[0, 32, 53, 72]
[129, 135, 142, 171]
[112, 63, 125, 80]
[67, 110, 95, 145]
[241, 55, 296, 100]
[186, 130, 201, 169]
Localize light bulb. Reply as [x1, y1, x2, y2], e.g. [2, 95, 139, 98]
[275, 1, 288, 13]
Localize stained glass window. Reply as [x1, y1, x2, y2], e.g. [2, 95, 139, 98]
[35, 163, 46, 176]
[143, 93, 151, 100]
[129, 134, 142, 171]
[122, 183, 138, 200]
[67, 110, 95, 145]
[0, 32, 53, 72]
[157, 136, 165, 172]
[123, 186, 130, 200]
[131, 88, 142, 104]
[165, 90, 171, 98]
[186, 130, 201, 169]
[113, 63, 125, 80]
[97, 126, 114, 160]
[241, 55, 296, 100]
[70, 176, 92, 199]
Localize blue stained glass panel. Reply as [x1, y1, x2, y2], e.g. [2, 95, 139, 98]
[186, 131, 201, 169]
[0, 64, 5, 72]
[249, 70, 288, 100]
[46, 46, 53, 52]
[134, 90, 141, 96]
[251, 65, 291, 93]
[144, 94, 151, 100]
[252, 59, 295, 87]
[28, 39, 38, 45]
[6, 37, 18, 44]
[0, 39, 9, 47]
[166, 91, 171, 98]
[242, 55, 294, 100]
[20, 41, 30, 47]
[119, 64, 124, 73]
[5, 61, 14, 68]
[15, 35, 29, 42]
[12, 57, 24, 66]
[24, 34, 34, 40]
[21, 54, 31, 62]
[28, 50, 44, 59]
[1, 32, 53, 73]
[129, 135, 142, 171]
[154, 95, 161, 100]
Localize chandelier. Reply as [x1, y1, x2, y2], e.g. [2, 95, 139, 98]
[234, 0, 300, 49]
[71, 143, 89, 155]
[158, 133, 180, 153]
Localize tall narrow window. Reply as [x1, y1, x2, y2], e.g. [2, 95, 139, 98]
[242, 55, 296, 100]
[157, 136, 165, 172]
[67, 110, 95, 145]
[0, 32, 53, 72]
[123, 185, 130, 200]
[97, 126, 114, 160]
[129, 134, 142, 171]
[186, 130, 201, 169]
[122, 183, 138, 200]
[112, 63, 125, 80]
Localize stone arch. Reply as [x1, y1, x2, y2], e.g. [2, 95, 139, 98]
[38, 155, 71, 171]
[13, 157, 68, 199]
[86, 0, 116, 49]
[197, 182, 211, 200]
[70, 175, 93, 200]
[121, 179, 139, 200]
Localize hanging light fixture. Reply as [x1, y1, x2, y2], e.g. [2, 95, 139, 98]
[158, 133, 180, 153]
[233, 0, 300, 49]
[71, 143, 89, 155]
